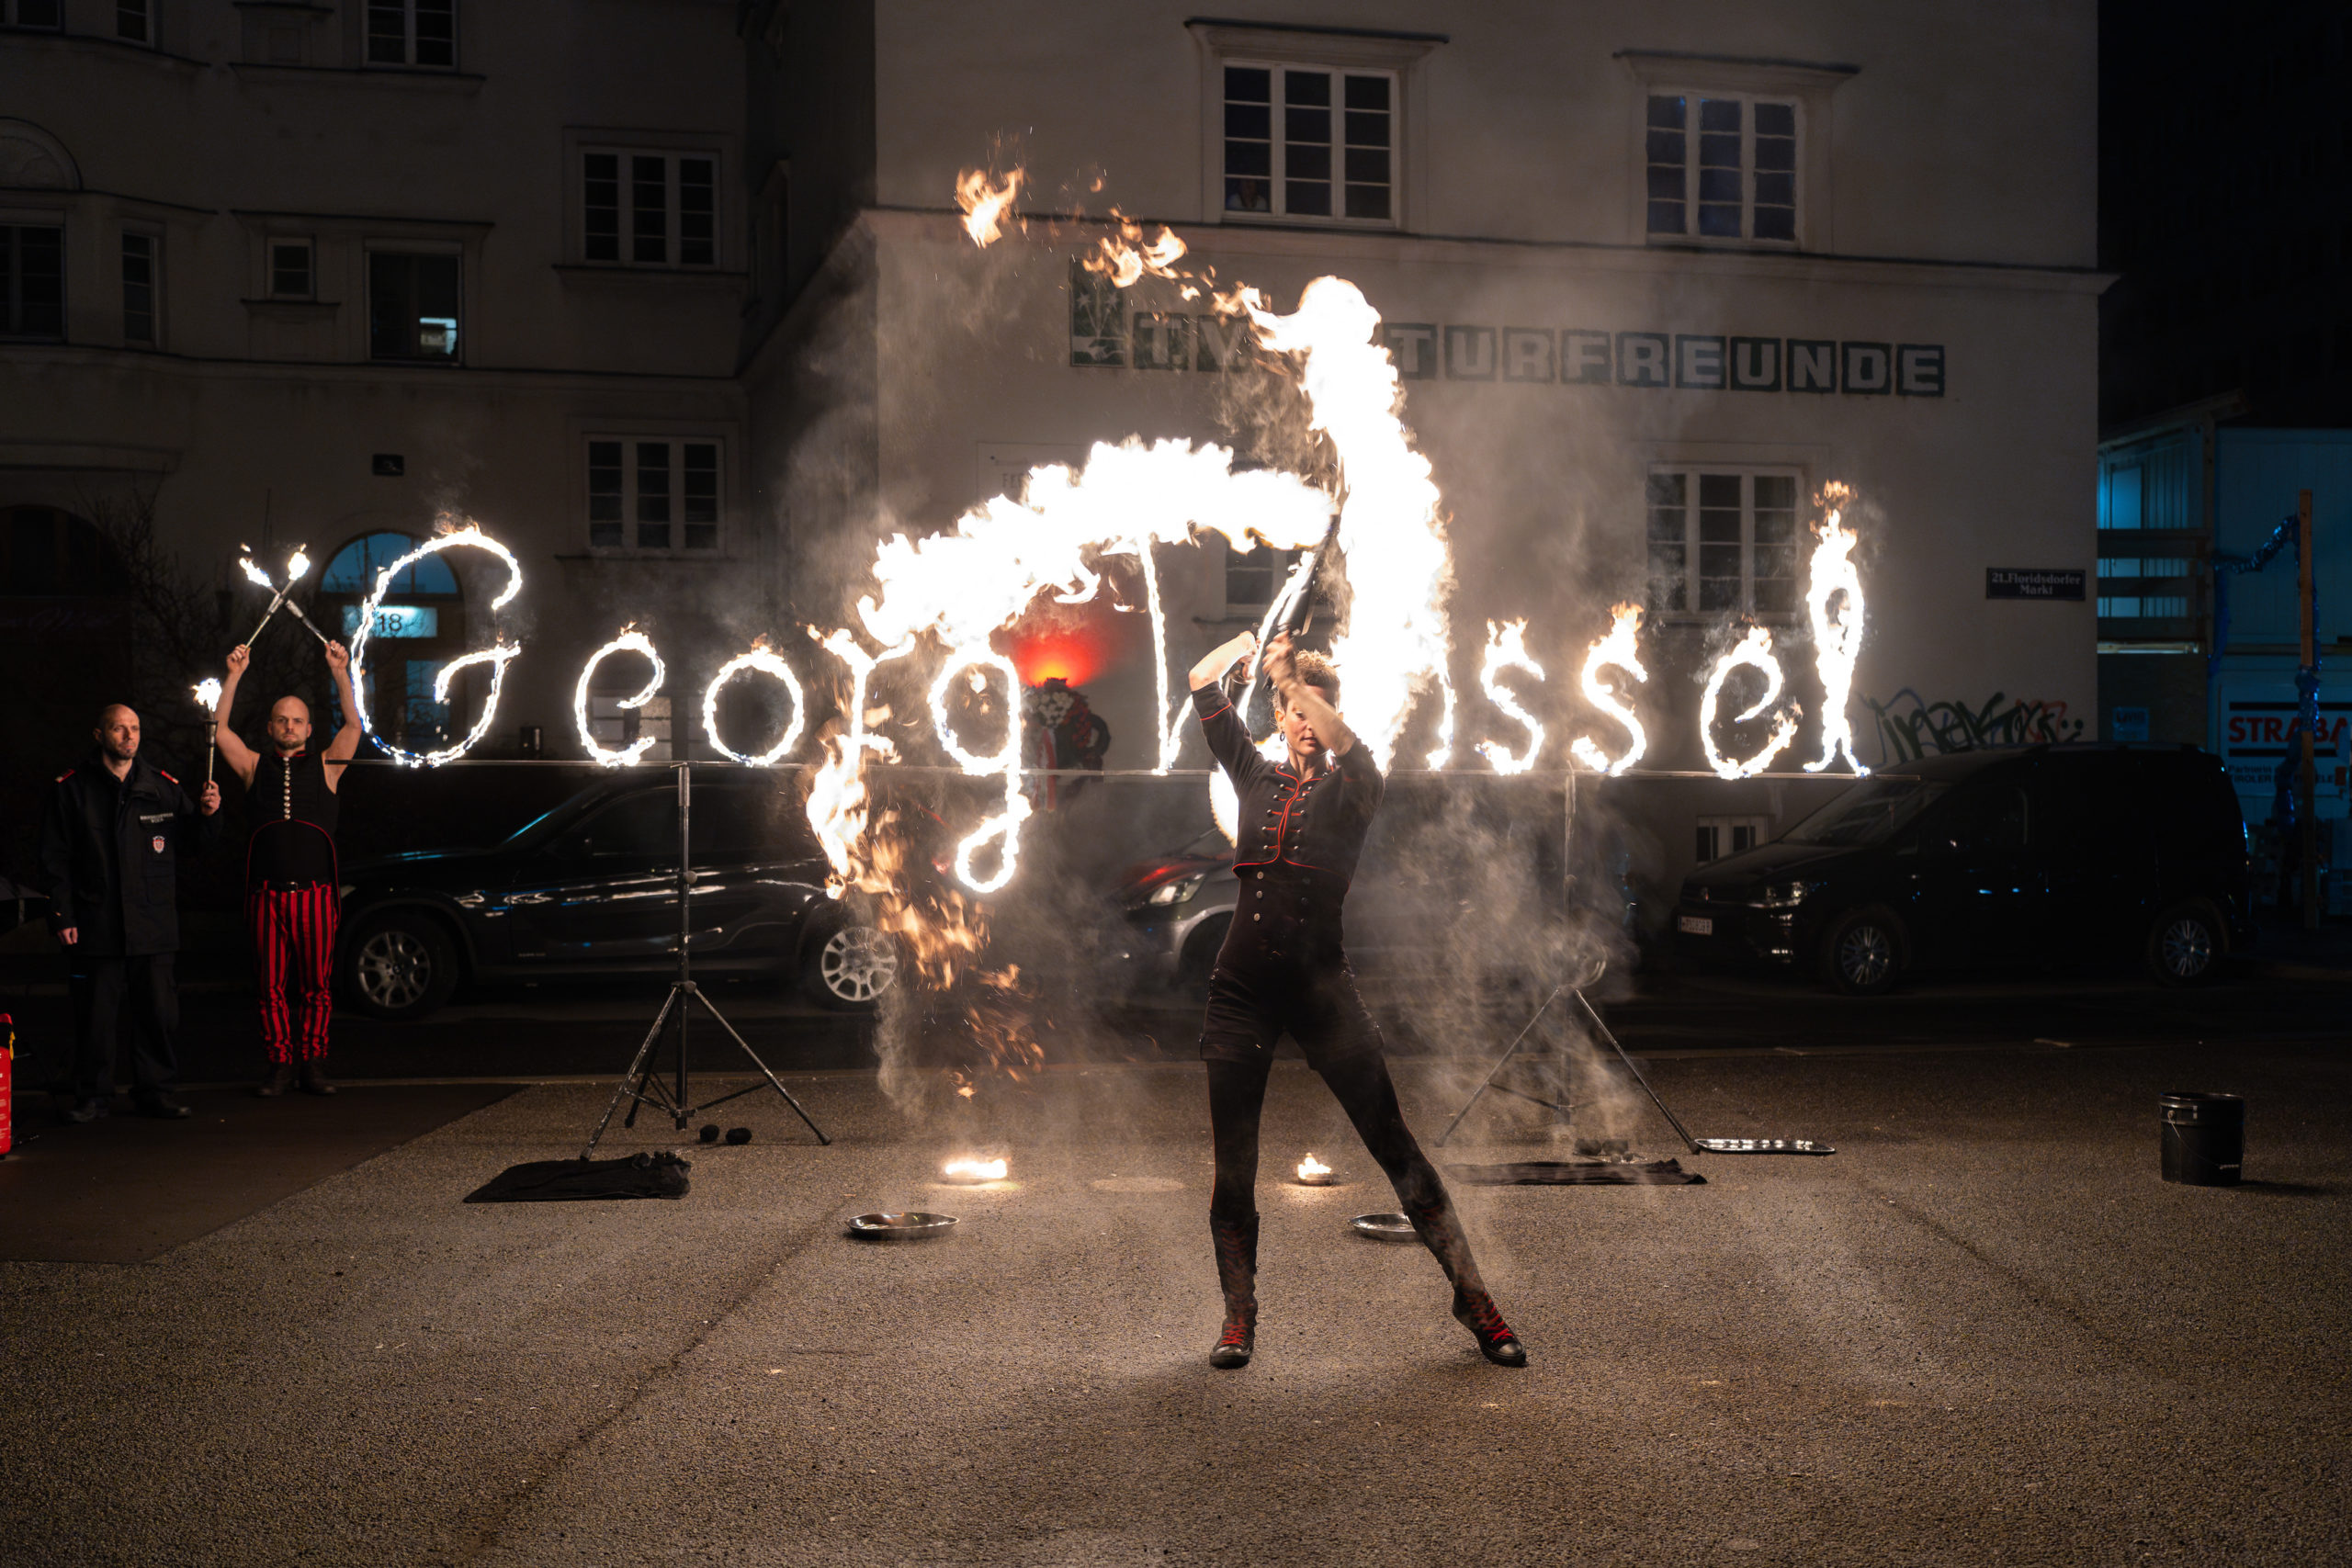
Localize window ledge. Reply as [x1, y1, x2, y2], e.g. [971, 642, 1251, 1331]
[231, 1, 333, 10]
[0, 28, 207, 72]
[241, 297, 340, 313]
[228, 61, 485, 91]
[1216, 211, 1400, 234]
[553, 265, 749, 293]
[1614, 49, 1860, 92]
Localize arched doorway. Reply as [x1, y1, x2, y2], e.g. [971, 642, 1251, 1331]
[316, 531, 468, 751]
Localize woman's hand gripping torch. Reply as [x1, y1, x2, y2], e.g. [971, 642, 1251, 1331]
[1227, 513, 1342, 705]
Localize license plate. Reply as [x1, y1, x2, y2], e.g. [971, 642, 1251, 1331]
[1678, 914, 1714, 936]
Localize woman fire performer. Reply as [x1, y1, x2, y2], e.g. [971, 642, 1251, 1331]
[1186, 629, 1525, 1370]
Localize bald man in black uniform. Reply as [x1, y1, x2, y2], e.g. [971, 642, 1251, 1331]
[1187, 629, 1524, 1370]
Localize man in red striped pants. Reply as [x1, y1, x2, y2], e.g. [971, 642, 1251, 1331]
[215, 640, 360, 1096]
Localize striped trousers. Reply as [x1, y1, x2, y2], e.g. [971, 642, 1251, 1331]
[248, 885, 338, 1064]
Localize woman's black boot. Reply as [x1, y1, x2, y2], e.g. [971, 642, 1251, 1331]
[1407, 1200, 1528, 1367]
[1207, 1212, 1259, 1369]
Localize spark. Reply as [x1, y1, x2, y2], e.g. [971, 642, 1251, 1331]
[347, 524, 525, 767]
[955, 165, 1023, 247]
[1701, 625, 1800, 780]
[702, 641, 808, 766]
[1474, 619, 1545, 774]
[573, 627, 666, 768]
[193, 678, 222, 710]
[1804, 483, 1870, 776]
[1570, 604, 1647, 776]
[1082, 210, 1190, 288]
[942, 1156, 1008, 1182]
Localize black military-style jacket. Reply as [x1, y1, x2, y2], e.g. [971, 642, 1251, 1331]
[1194, 683, 1385, 964]
[37, 750, 220, 957]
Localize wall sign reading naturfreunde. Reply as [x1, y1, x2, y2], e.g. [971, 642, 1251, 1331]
[1072, 262, 1946, 395]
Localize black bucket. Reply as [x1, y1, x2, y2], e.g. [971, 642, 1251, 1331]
[2159, 1092, 2244, 1186]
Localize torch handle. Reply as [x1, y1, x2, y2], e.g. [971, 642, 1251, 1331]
[205, 720, 217, 784]
[1235, 513, 1344, 701]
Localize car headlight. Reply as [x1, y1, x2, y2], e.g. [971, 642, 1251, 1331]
[1748, 880, 1822, 909]
[1134, 874, 1205, 910]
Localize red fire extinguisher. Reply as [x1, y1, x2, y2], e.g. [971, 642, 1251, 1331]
[1, 1011, 14, 1158]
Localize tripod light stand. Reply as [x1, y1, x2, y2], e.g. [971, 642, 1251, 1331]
[581, 761, 831, 1157]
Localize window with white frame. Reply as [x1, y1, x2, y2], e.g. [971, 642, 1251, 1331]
[120, 231, 157, 345]
[366, 0, 454, 67]
[1645, 469, 1801, 616]
[115, 0, 151, 44]
[1222, 62, 1394, 223]
[587, 438, 721, 552]
[1, 224, 65, 341]
[582, 151, 718, 267]
[269, 239, 314, 299]
[1645, 93, 1798, 243]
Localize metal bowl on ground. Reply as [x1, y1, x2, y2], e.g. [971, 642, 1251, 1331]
[846, 1212, 959, 1239]
[1349, 1212, 1416, 1242]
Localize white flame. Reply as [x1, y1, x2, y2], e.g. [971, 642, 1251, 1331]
[803, 733, 871, 898]
[702, 645, 807, 766]
[1701, 625, 1800, 780]
[1570, 603, 1648, 776]
[1296, 1153, 1332, 1180]
[1210, 729, 1288, 844]
[573, 628, 666, 768]
[927, 645, 1030, 893]
[1240, 278, 1456, 770]
[1474, 619, 1545, 775]
[348, 525, 525, 767]
[193, 678, 222, 710]
[239, 555, 274, 591]
[1804, 486, 1870, 777]
[942, 1156, 1008, 1182]
[285, 546, 311, 583]
[955, 166, 1023, 247]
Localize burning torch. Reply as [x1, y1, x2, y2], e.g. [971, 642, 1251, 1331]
[239, 545, 311, 646]
[1229, 513, 1343, 705]
[193, 678, 222, 784]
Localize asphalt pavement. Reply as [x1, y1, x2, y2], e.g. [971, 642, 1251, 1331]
[0, 1021, 2346, 1566]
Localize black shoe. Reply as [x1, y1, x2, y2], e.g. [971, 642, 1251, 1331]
[1209, 1317, 1255, 1370]
[298, 1061, 335, 1096]
[255, 1063, 295, 1098]
[62, 1096, 112, 1124]
[134, 1094, 193, 1120]
[1453, 1288, 1529, 1368]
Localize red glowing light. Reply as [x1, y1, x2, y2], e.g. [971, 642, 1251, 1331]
[1004, 624, 1112, 689]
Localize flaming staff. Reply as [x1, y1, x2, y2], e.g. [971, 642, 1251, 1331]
[1570, 603, 1648, 776]
[574, 627, 666, 768]
[702, 640, 807, 766]
[347, 525, 524, 767]
[1804, 483, 1870, 776]
[928, 645, 1031, 894]
[1701, 625, 1800, 780]
[237, 545, 311, 645]
[1474, 619, 1546, 775]
[192, 677, 222, 784]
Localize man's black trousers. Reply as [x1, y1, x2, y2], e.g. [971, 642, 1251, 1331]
[67, 953, 180, 1100]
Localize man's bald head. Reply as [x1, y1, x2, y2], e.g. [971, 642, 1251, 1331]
[267, 694, 313, 754]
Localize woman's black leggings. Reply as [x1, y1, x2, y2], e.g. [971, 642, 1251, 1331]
[1206, 1052, 1448, 1223]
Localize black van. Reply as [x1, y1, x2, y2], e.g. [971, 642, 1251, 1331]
[1673, 746, 2253, 994]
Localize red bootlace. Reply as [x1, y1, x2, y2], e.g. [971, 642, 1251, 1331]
[1458, 1292, 1512, 1345]
[1216, 1317, 1252, 1348]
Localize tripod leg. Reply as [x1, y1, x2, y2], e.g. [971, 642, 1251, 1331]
[687, 988, 832, 1145]
[582, 987, 683, 1159]
[1435, 985, 1564, 1148]
[1571, 987, 1700, 1154]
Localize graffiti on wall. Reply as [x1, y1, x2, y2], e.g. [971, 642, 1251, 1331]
[1865, 689, 2085, 764]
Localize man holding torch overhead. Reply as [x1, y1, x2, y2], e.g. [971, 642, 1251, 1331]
[38, 705, 223, 1122]
[212, 638, 361, 1097]
[1185, 629, 1526, 1370]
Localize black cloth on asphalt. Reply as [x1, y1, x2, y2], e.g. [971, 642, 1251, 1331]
[464, 1150, 692, 1202]
[1443, 1159, 1707, 1186]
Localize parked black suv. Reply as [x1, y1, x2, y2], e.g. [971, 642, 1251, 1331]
[1675, 745, 2252, 994]
[336, 771, 899, 1021]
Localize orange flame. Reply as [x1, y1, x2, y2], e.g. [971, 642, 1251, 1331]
[955, 165, 1024, 247]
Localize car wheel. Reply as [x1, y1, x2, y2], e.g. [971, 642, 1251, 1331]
[2147, 899, 2223, 986]
[1177, 915, 1231, 1000]
[804, 920, 900, 1010]
[1819, 905, 1904, 996]
[343, 910, 459, 1021]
